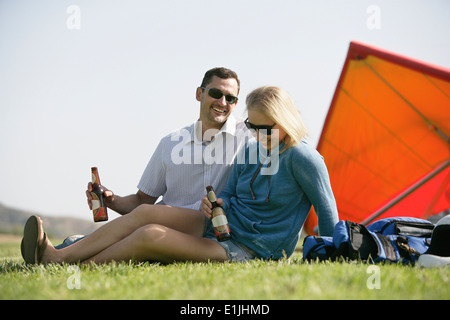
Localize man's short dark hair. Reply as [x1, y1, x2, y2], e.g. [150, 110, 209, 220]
[200, 67, 240, 94]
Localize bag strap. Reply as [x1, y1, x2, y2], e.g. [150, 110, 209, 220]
[375, 234, 397, 262]
[340, 220, 400, 262]
[396, 236, 422, 260]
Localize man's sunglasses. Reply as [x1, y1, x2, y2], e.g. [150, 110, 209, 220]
[244, 118, 277, 135]
[201, 87, 239, 105]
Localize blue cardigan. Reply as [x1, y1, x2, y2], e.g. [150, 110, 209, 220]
[219, 139, 339, 260]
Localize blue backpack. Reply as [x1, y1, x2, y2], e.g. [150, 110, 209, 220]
[303, 217, 434, 264]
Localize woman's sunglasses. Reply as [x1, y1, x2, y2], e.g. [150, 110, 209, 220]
[201, 87, 239, 105]
[244, 118, 277, 135]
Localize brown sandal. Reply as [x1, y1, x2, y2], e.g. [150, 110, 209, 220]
[37, 232, 48, 264]
[21, 216, 45, 265]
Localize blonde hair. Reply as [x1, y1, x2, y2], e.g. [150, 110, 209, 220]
[246, 86, 308, 152]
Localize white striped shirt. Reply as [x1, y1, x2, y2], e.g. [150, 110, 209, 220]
[138, 115, 249, 210]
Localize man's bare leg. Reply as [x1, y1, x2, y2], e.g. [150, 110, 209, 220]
[85, 224, 228, 264]
[41, 204, 206, 264]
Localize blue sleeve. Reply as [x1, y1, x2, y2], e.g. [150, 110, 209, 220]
[291, 143, 339, 236]
[218, 161, 242, 214]
[218, 143, 250, 213]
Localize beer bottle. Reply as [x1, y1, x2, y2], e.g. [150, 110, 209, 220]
[91, 167, 108, 222]
[206, 186, 231, 241]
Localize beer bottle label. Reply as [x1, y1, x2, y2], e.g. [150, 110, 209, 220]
[212, 214, 228, 229]
[206, 185, 230, 240]
[93, 207, 107, 219]
[207, 190, 217, 202]
[91, 193, 101, 210]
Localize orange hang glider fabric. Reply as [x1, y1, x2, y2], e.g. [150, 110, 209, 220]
[304, 41, 450, 235]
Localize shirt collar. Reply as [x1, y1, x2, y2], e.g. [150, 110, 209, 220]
[190, 114, 238, 145]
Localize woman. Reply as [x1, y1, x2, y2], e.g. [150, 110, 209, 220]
[21, 86, 339, 264]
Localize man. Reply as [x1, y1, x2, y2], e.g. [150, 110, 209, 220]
[56, 67, 247, 249]
[87, 67, 247, 214]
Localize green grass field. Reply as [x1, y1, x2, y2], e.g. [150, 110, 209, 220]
[1, 235, 449, 300]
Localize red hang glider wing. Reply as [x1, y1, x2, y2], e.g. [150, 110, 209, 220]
[304, 41, 450, 235]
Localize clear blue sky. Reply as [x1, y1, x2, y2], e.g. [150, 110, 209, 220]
[1, 0, 449, 221]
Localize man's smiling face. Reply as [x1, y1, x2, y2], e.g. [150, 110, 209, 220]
[197, 75, 239, 131]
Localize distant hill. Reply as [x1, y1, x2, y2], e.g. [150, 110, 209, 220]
[0, 203, 99, 239]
